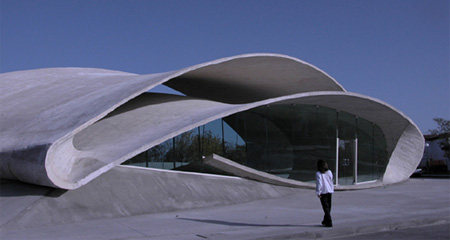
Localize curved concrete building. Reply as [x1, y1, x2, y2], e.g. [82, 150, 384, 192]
[0, 53, 424, 191]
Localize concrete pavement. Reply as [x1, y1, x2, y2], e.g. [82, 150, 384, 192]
[331, 223, 450, 240]
[1, 178, 449, 239]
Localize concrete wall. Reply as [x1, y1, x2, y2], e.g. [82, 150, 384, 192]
[383, 124, 425, 184]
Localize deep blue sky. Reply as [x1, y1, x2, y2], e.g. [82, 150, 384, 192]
[1, 0, 448, 133]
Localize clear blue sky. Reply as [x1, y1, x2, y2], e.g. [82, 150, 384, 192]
[1, 0, 448, 134]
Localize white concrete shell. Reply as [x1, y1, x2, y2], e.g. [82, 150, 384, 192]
[0, 53, 423, 189]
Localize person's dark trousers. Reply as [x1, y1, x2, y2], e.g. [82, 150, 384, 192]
[320, 193, 332, 227]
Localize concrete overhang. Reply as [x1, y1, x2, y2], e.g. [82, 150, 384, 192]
[0, 53, 423, 189]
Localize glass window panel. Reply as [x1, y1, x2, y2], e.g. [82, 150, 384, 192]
[148, 138, 172, 169]
[266, 105, 294, 178]
[223, 120, 247, 164]
[121, 102, 390, 188]
[338, 111, 356, 185]
[373, 124, 388, 177]
[236, 109, 269, 171]
[338, 112, 356, 140]
[290, 105, 318, 182]
[357, 118, 376, 182]
[168, 128, 200, 169]
[201, 120, 223, 157]
[317, 106, 337, 183]
[122, 151, 147, 167]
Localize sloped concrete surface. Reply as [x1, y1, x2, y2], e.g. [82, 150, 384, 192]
[1, 178, 448, 239]
[204, 154, 316, 189]
[0, 166, 297, 231]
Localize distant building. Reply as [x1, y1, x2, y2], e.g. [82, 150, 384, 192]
[421, 133, 450, 172]
[0, 53, 424, 191]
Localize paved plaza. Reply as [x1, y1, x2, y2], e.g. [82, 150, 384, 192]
[1, 178, 449, 239]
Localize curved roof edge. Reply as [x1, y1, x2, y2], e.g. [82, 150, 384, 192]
[267, 91, 425, 185]
[0, 53, 422, 190]
[45, 91, 423, 189]
[165, 53, 345, 103]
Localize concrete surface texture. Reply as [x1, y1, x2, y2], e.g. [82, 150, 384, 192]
[204, 154, 316, 189]
[0, 165, 298, 231]
[204, 154, 385, 191]
[1, 177, 448, 240]
[0, 53, 424, 190]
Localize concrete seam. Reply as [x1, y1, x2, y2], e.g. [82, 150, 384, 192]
[111, 220, 148, 238]
[0, 188, 53, 229]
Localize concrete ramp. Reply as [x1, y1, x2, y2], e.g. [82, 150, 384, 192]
[204, 154, 315, 189]
[0, 165, 298, 231]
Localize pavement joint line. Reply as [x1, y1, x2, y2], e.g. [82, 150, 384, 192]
[112, 219, 148, 238]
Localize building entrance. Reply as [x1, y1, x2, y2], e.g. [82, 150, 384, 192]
[337, 139, 356, 185]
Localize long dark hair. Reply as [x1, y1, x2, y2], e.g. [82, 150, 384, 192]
[317, 159, 329, 174]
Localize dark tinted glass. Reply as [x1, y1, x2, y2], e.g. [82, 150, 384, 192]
[123, 104, 388, 184]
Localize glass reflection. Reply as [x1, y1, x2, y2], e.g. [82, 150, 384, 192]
[122, 104, 388, 185]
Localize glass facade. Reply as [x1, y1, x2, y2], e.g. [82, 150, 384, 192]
[122, 104, 389, 185]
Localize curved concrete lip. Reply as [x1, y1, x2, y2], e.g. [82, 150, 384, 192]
[0, 53, 423, 190]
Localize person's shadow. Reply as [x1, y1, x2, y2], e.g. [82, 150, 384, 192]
[177, 217, 322, 228]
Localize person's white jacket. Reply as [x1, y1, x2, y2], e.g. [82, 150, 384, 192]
[315, 170, 334, 195]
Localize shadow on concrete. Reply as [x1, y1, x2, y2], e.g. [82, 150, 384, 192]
[102, 92, 190, 119]
[178, 217, 322, 228]
[410, 172, 450, 179]
[0, 180, 66, 198]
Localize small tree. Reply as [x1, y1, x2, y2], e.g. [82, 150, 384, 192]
[428, 118, 450, 160]
[428, 118, 450, 135]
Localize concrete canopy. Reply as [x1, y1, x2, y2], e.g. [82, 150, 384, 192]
[0, 53, 423, 189]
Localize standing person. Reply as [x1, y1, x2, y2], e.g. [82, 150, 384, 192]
[316, 159, 334, 227]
